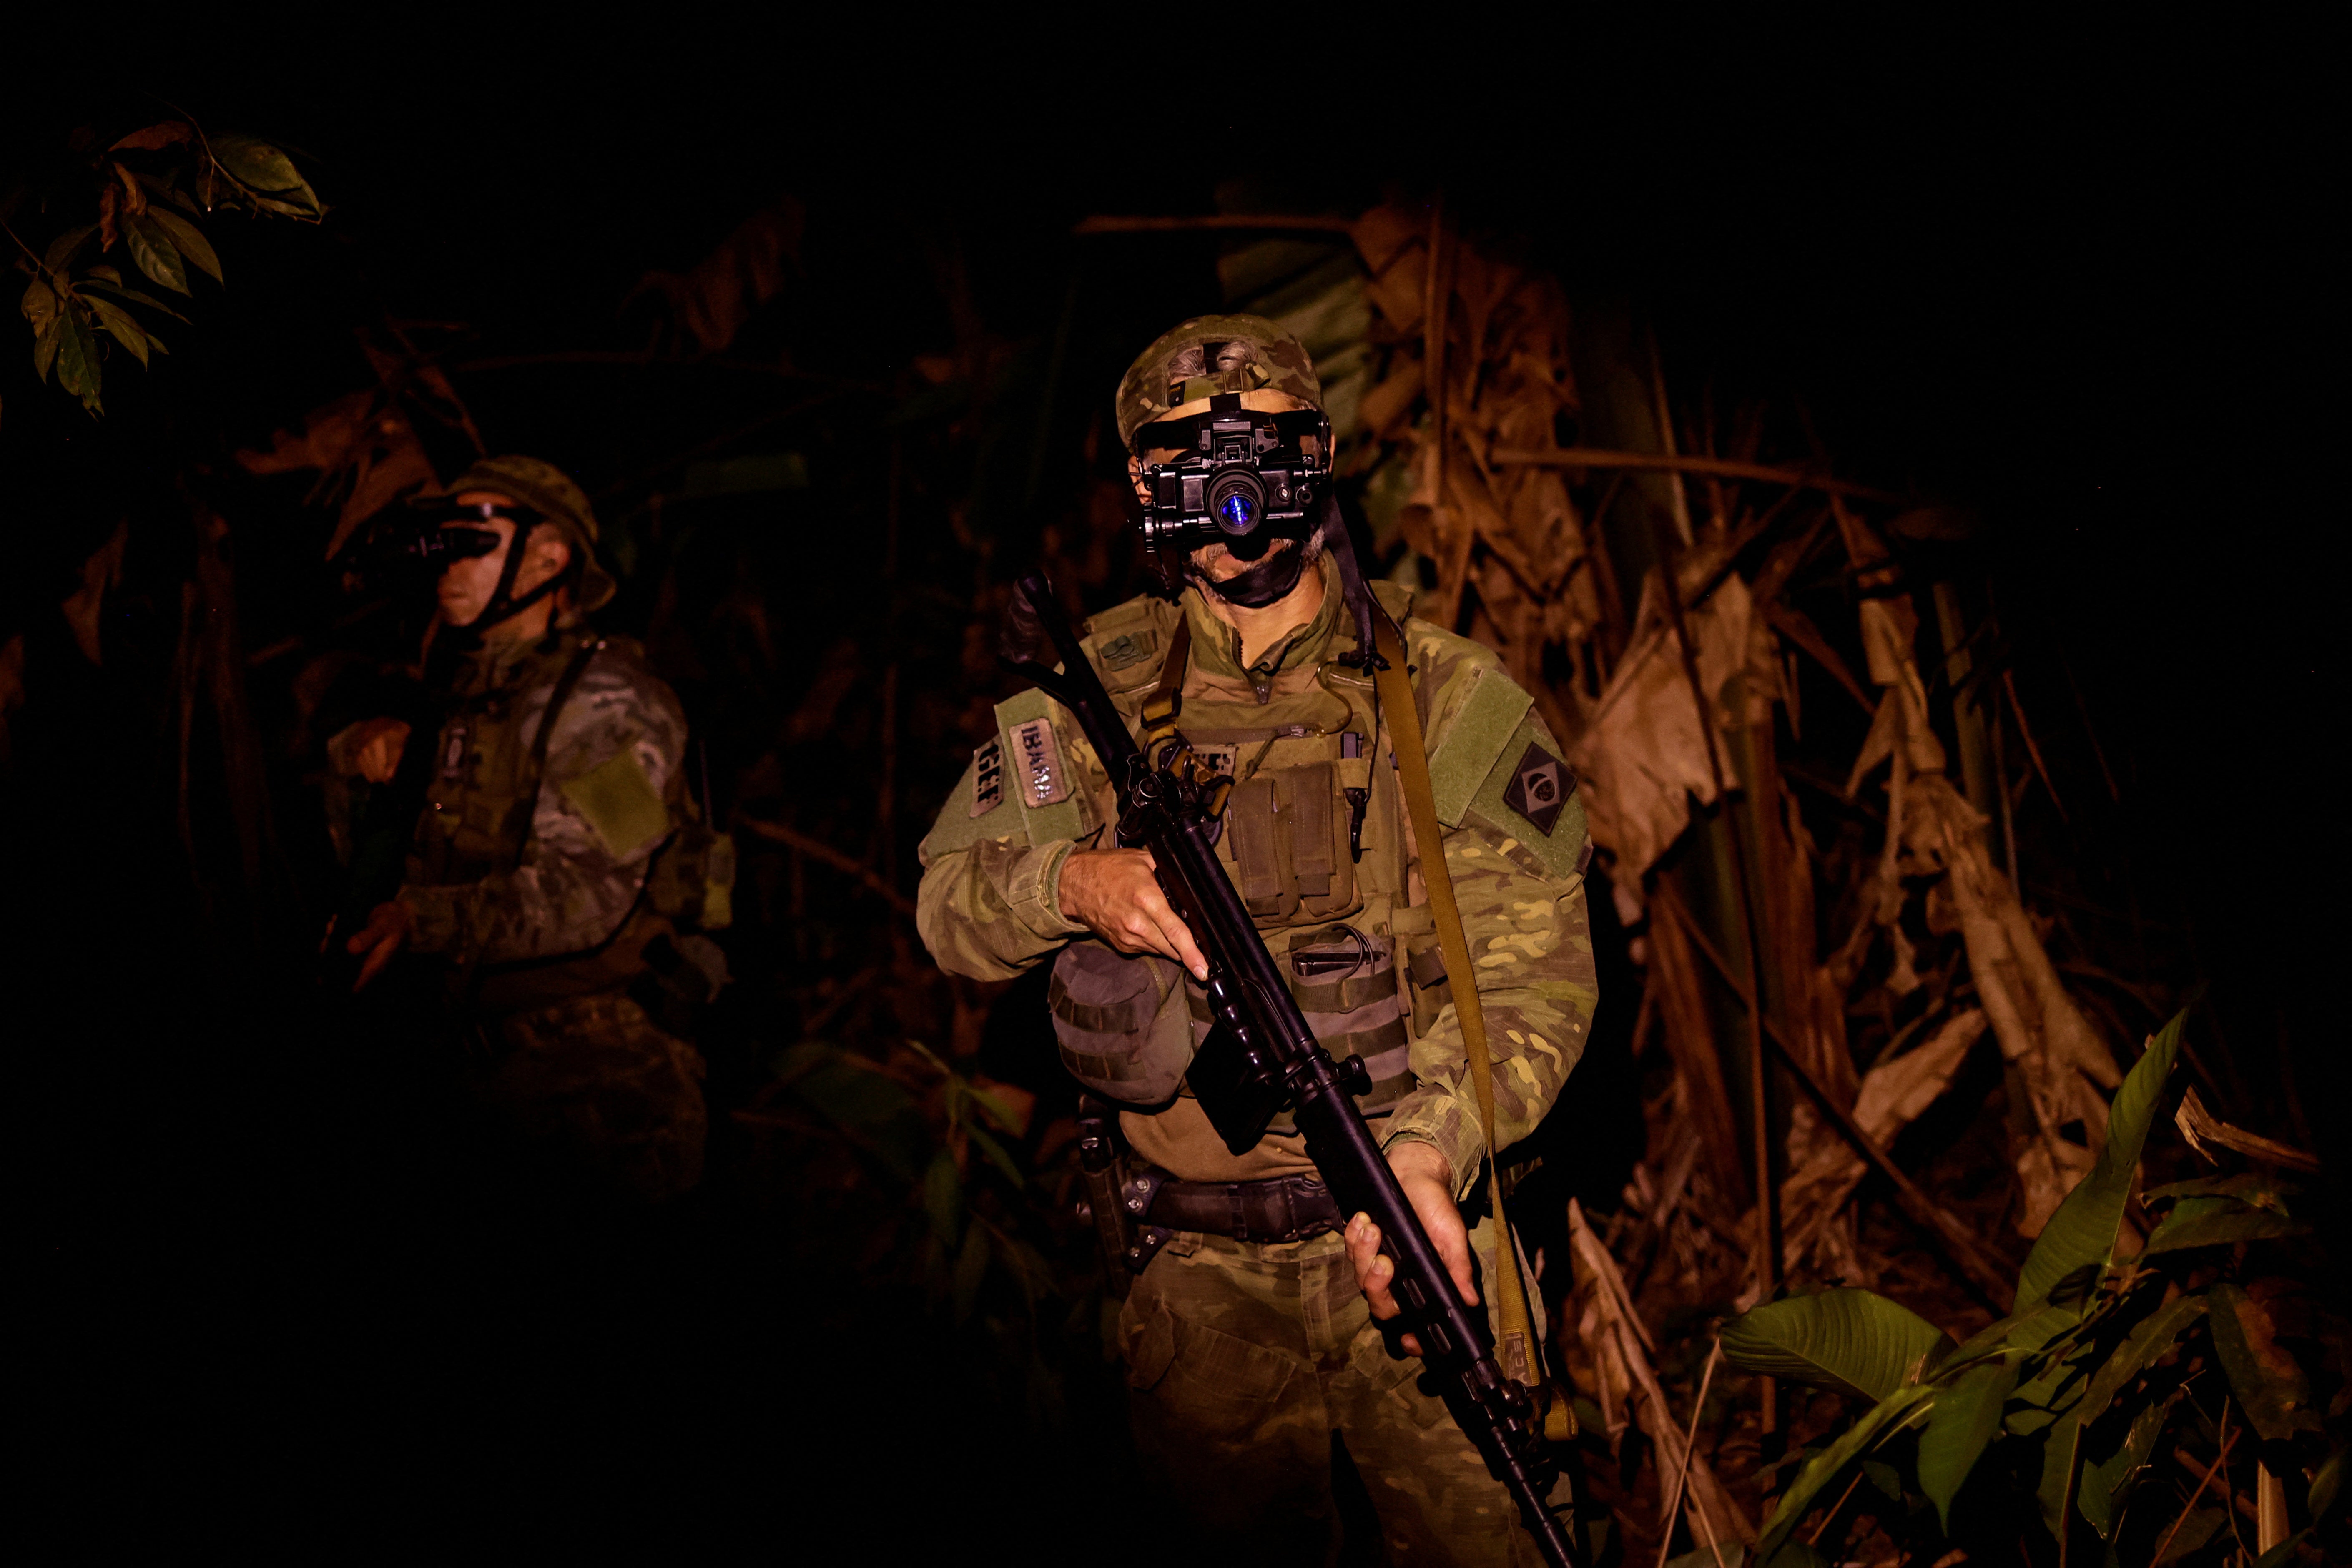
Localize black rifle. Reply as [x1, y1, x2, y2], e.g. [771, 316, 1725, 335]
[1002, 573, 1580, 1568]
[320, 635, 461, 991]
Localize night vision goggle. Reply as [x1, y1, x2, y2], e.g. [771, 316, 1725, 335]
[1132, 393, 1333, 580]
[378, 498, 547, 572]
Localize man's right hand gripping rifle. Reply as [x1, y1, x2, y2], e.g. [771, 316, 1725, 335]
[1001, 572, 1581, 1568]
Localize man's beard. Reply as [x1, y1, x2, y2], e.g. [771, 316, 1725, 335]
[1192, 534, 1318, 609]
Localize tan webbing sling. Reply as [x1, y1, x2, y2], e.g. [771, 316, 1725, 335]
[1372, 615, 1569, 1438]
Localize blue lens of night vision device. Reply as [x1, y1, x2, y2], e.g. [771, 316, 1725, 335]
[1220, 493, 1256, 528]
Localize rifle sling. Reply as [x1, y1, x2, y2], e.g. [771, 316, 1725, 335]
[1371, 614, 1548, 1407]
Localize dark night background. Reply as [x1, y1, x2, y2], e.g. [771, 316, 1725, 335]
[8, 23, 2337, 1558]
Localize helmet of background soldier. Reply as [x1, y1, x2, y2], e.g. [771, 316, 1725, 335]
[1114, 314, 1323, 453]
[436, 454, 617, 612]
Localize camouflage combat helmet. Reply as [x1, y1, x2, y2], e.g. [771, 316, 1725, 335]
[438, 454, 617, 612]
[1115, 314, 1322, 452]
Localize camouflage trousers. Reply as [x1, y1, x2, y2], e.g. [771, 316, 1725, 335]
[1116, 1219, 1546, 1568]
[474, 989, 707, 1210]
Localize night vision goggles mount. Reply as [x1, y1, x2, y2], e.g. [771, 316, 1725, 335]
[352, 498, 572, 638]
[1132, 393, 1333, 590]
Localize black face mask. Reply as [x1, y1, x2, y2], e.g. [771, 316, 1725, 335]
[1196, 538, 1313, 609]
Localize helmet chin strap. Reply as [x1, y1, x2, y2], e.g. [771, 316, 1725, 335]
[452, 530, 568, 644]
[1195, 534, 1313, 609]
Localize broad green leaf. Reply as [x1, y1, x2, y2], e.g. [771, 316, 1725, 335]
[110, 120, 193, 151]
[1860, 1460, 1904, 1501]
[2078, 1294, 2206, 1426]
[1721, 1288, 1949, 1402]
[949, 1222, 989, 1324]
[2307, 1446, 2342, 1519]
[1762, 1545, 1825, 1568]
[85, 265, 122, 284]
[209, 132, 306, 192]
[33, 316, 62, 380]
[2079, 1390, 2180, 1539]
[1918, 1359, 2013, 1528]
[78, 278, 189, 320]
[964, 1124, 1024, 1190]
[2035, 1407, 2086, 1539]
[144, 207, 223, 283]
[1758, 1382, 1935, 1557]
[2252, 1530, 2314, 1568]
[43, 224, 95, 271]
[921, 1149, 962, 1244]
[2014, 1010, 2184, 1312]
[83, 295, 149, 365]
[250, 190, 326, 221]
[2208, 1283, 2322, 1440]
[2157, 1506, 2225, 1563]
[1665, 1547, 1745, 1568]
[2143, 1203, 2305, 1254]
[123, 215, 189, 295]
[2143, 1172, 2297, 1214]
[21, 277, 59, 333]
[53, 313, 101, 410]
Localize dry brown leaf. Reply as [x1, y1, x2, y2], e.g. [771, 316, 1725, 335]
[1569, 1200, 1755, 1547]
[628, 198, 805, 357]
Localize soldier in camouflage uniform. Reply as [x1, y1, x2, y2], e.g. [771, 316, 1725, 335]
[336, 456, 709, 1209]
[917, 320, 1597, 1565]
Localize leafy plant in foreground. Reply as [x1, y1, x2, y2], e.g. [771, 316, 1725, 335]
[9, 112, 322, 414]
[1719, 1012, 2342, 1564]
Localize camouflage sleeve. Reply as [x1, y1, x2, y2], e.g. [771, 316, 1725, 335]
[1382, 825, 1596, 1196]
[401, 650, 688, 964]
[914, 695, 1112, 983]
[1378, 616, 1599, 1196]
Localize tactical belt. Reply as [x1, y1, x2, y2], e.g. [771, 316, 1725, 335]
[1112, 1158, 1343, 1275]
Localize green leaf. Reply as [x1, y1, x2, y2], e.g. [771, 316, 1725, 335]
[22, 277, 59, 334]
[2143, 1172, 2297, 1214]
[1721, 1288, 1950, 1403]
[33, 316, 62, 380]
[2035, 1407, 2086, 1539]
[122, 215, 189, 295]
[1665, 1548, 1745, 1568]
[2252, 1530, 2314, 1568]
[2208, 1283, 2322, 1440]
[1860, 1460, 1905, 1501]
[964, 1125, 1025, 1190]
[1758, 1383, 1936, 1557]
[2143, 1202, 2306, 1254]
[2157, 1506, 2226, 1563]
[2078, 1294, 2206, 1427]
[208, 132, 307, 192]
[1917, 1359, 2013, 1529]
[43, 224, 95, 272]
[921, 1150, 963, 1245]
[2079, 1389, 2180, 1539]
[949, 1222, 989, 1324]
[141, 207, 223, 285]
[83, 295, 149, 365]
[53, 312, 101, 411]
[2307, 1446, 2342, 1519]
[78, 278, 189, 321]
[2014, 1010, 2184, 1312]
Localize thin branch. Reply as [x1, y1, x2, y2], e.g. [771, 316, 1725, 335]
[2152, 1404, 2235, 1565]
[1071, 213, 1356, 235]
[1491, 447, 1903, 504]
[1655, 1340, 1727, 1568]
[735, 816, 917, 920]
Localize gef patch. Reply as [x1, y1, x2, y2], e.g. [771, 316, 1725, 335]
[969, 739, 1004, 818]
[1501, 743, 1574, 836]
[1012, 718, 1071, 808]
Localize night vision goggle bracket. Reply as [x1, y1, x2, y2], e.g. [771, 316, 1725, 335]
[368, 497, 574, 637]
[1133, 393, 1333, 587]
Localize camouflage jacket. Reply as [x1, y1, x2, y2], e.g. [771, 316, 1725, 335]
[331, 622, 688, 973]
[916, 561, 1597, 1196]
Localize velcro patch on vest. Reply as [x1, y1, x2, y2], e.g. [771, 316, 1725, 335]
[970, 739, 1004, 817]
[1096, 630, 1158, 671]
[561, 746, 672, 858]
[1012, 718, 1071, 808]
[1501, 742, 1574, 835]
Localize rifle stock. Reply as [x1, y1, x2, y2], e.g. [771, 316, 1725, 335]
[1003, 572, 1579, 1568]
